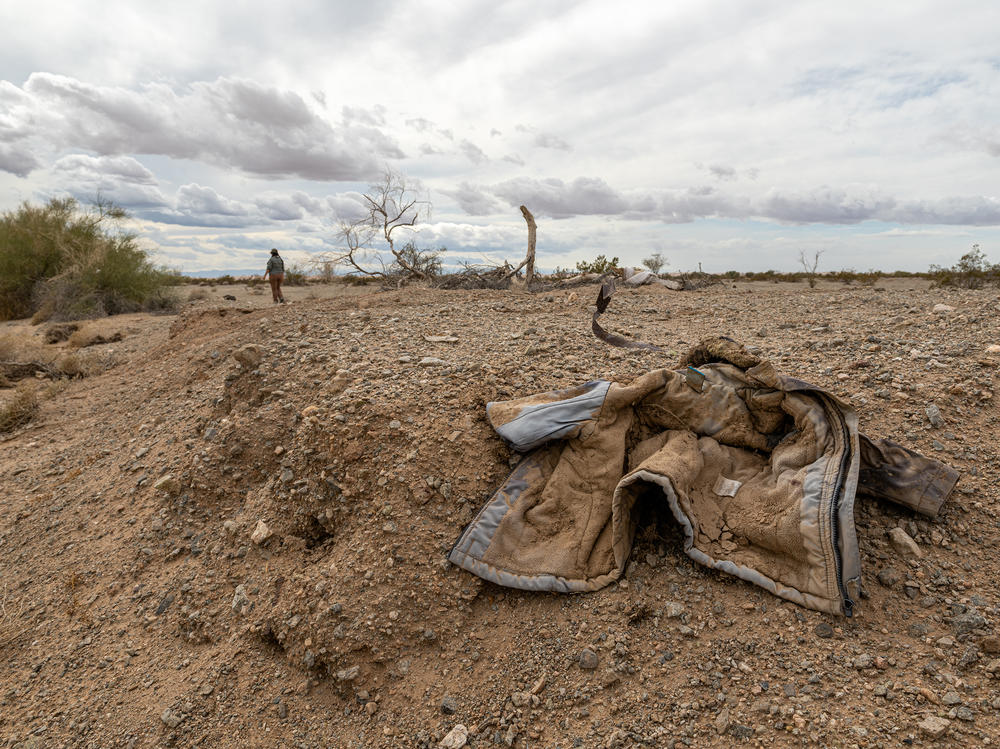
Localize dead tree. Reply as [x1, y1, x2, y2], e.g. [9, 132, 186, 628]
[503, 205, 537, 283]
[329, 168, 435, 280]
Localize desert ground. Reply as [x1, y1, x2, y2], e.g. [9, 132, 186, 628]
[1, 277, 998, 748]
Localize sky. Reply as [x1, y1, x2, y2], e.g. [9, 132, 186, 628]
[1, 0, 999, 275]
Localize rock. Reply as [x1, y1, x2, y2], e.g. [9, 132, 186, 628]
[510, 691, 531, 708]
[814, 623, 834, 638]
[250, 520, 272, 545]
[952, 612, 987, 636]
[663, 602, 685, 618]
[986, 344, 1000, 355]
[233, 345, 263, 369]
[888, 527, 922, 560]
[917, 715, 950, 738]
[985, 659, 1000, 674]
[926, 403, 944, 428]
[336, 665, 360, 682]
[364, 701, 377, 715]
[418, 357, 447, 367]
[231, 585, 250, 614]
[932, 304, 955, 313]
[153, 474, 181, 496]
[980, 635, 1000, 654]
[160, 708, 185, 728]
[715, 707, 731, 735]
[853, 654, 873, 669]
[877, 567, 902, 587]
[579, 648, 599, 670]
[942, 691, 962, 705]
[440, 695, 458, 714]
[438, 724, 469, 748]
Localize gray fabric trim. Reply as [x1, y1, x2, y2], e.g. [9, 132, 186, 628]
[489, 380, 611, 452]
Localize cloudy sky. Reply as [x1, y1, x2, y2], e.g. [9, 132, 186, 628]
[1, 1, 998, 274]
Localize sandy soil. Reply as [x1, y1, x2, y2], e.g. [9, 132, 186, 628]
[1, 278, 998, 748]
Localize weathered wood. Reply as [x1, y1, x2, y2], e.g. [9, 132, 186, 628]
[519, 205, 536, 285]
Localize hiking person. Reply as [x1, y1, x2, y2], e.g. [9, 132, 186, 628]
[263, 248, 286, 304]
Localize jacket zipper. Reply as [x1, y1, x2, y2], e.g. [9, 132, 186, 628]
[825, 396, 855, 617]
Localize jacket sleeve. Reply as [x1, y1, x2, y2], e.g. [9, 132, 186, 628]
[486, 380, 611, 452]
[857, 435, 959, 517]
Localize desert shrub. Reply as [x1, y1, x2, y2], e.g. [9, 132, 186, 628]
[0, 383, 40, 433]
[188, 287, 211, 301]
[389, 242, 444, 279]
[928, 245, 999, 289]
[641, 252, 667, 274]
[0, 197, 178, 322]
[283, 263, 311, 286]
[576, 255, 620, 275]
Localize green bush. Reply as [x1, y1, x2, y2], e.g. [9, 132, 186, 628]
[576, 255, 620, 275]
[928, 245, 998, 289]
[0, 198, 178, 322]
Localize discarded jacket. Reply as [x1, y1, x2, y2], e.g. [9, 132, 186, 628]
[450, 337, 958, 616]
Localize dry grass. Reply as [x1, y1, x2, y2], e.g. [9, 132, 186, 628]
[0, 382, 40, 433]
[1, 330, 109, 384]
[187, 287, 211, 302]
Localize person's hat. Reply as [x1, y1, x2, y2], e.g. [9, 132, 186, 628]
[270, 248, 278, 255]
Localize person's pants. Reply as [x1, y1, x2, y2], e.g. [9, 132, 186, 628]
[269, 273, 284, 302]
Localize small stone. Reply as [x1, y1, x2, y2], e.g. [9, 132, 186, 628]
[954, 706, 974, 722]
[233, 344, 263, 369]
[980, 635, 1000, 654]
[418, 357, 447, 367]
[814, 623, 834, 639]
[917, 715, 950, 738]
[942, 691, 962, 705]
[160, 708, 184, 728]
[510, 691, 531, 708]
[365, 701, 377, 715]
[388, 420, 402, 429]
[231, 585, 250, 614]
[952, 612, 987, 636]
[663, 602, 685, 618]
[926, 403, 944, 428]
[199, 683, 214, 696]
[853, 654, 873, 669]
[440, 695, 458, 714]
[936, 636, 955, 648]
[250, 520, 272, 545]
[986, 344, 1000, 355]
[579, 648, 599, 670]
[153, 474, 181, 496]
[223, 520, 237, 534]
[277, 701, 287, 719]
[888, 527, 922, 560]
[336, 665, 360, 682]
[877, 567, 902, 587]
[438, 724, 469, 749]
[715, 707, 731, 735]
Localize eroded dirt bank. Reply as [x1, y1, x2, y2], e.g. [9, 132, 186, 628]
[1, 279, 998, 748]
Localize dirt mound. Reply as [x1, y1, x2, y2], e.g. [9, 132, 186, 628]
[1, 280, 999, 747]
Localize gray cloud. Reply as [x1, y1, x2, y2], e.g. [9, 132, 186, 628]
[51, 154, 168, 207]
[441, 182, 502, 215]
[491, 176, 628, 218]
[534, 132, 571, 151]
[6, 74, 402, 180]
[459, 139, 488, 164]
[0, 145, 40, 177]
[177, 184, 250, 217]
[479, 176, 1000, 226]
[254, 190, 324, 221]
[708, 163, 737, 181]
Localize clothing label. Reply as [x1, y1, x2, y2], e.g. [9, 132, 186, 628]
[713, 476, 742, 497]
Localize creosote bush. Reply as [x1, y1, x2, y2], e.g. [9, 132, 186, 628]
[575, 255, 620, 275]
[928, 245, 999, 289]
[0, 197, 179, 322]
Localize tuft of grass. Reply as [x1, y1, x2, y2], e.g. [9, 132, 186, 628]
[187, 287, 211, 302]
[0, 382, 40, 433]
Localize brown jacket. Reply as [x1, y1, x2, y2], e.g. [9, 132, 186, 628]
[450, 339, 957, 616]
